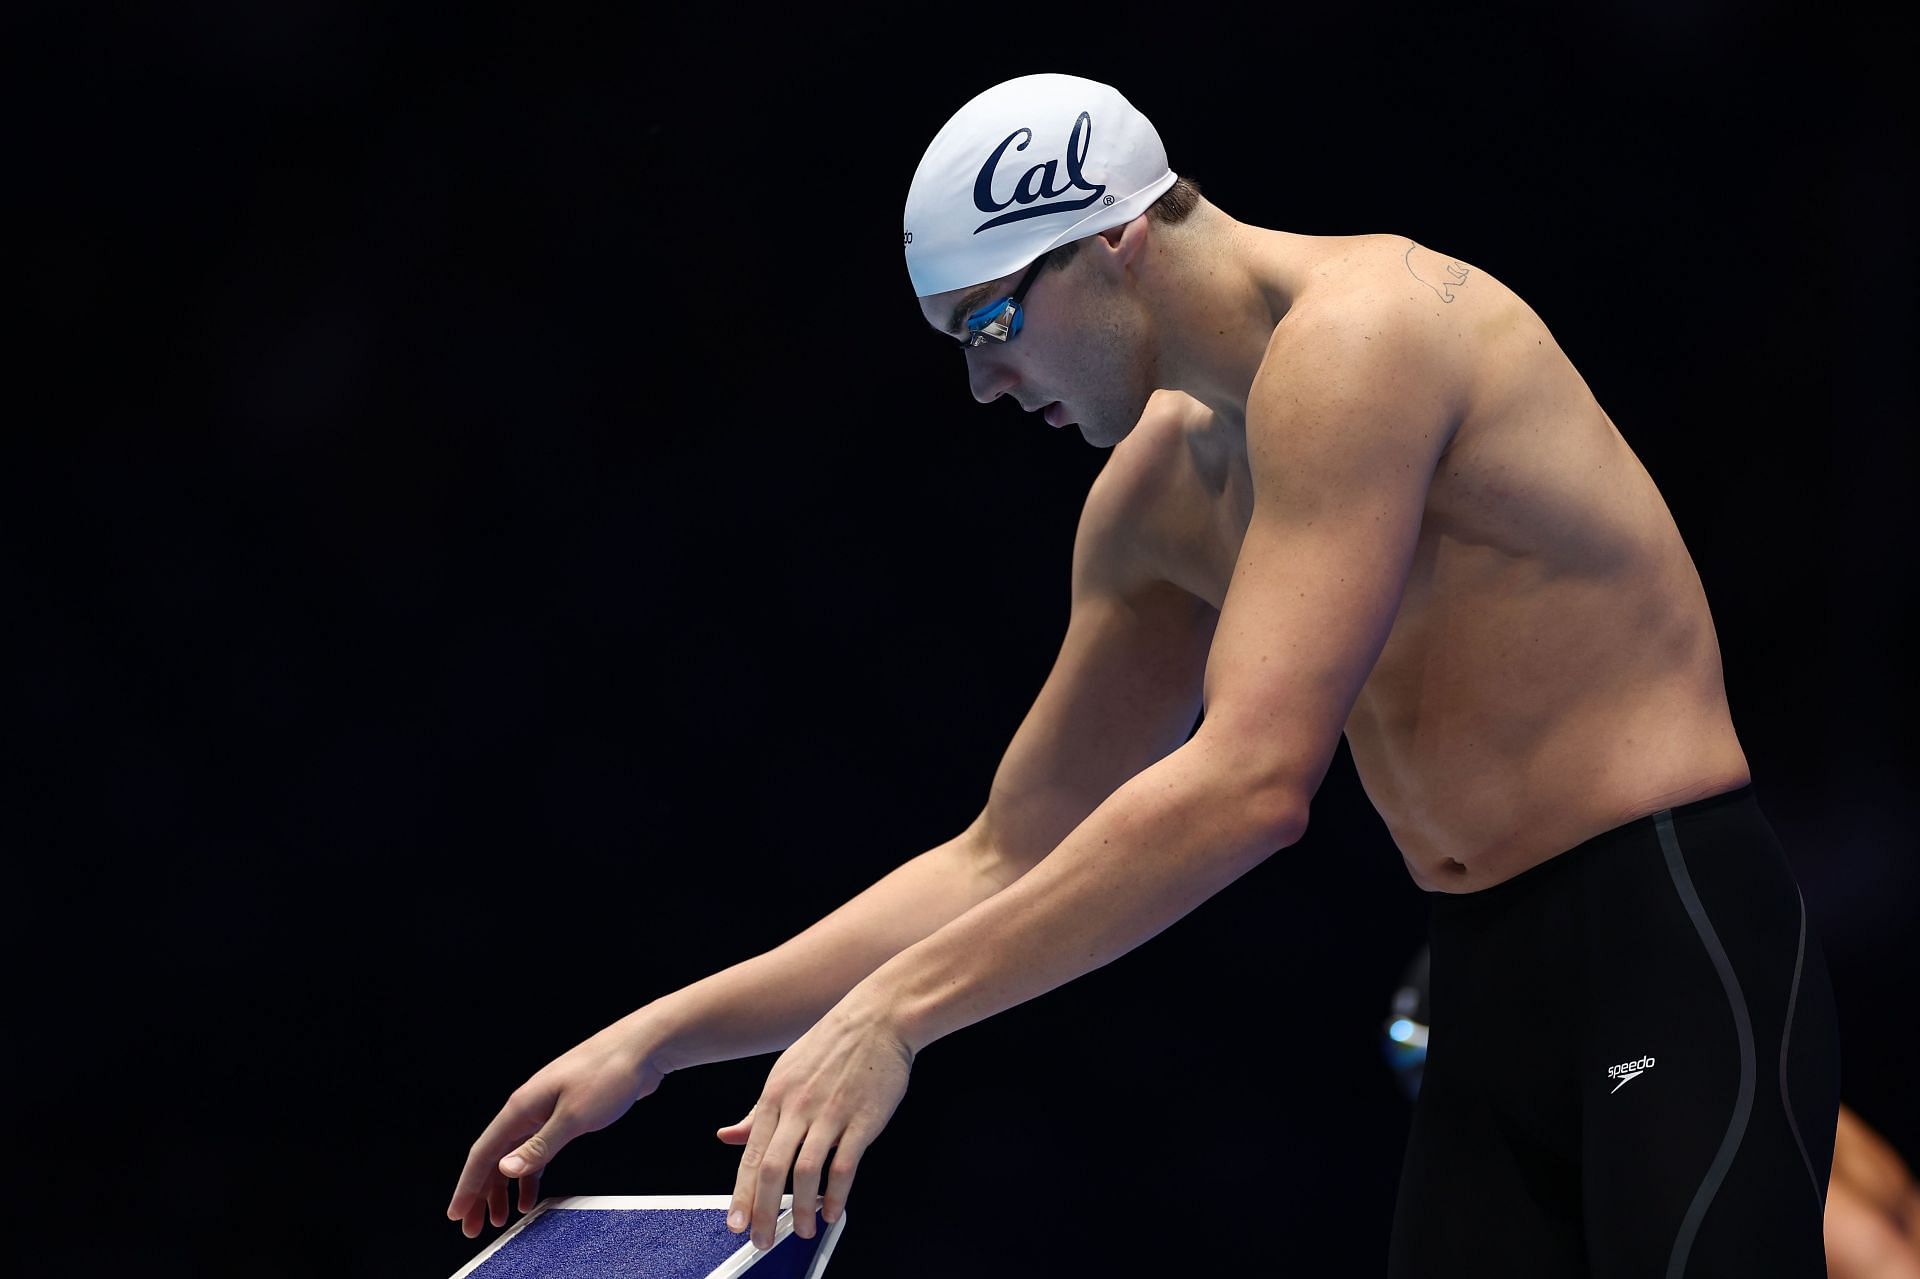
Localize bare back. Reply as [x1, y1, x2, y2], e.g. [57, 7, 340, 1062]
[1116, 233, 1752, 892]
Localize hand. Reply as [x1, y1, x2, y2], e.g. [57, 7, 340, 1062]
[715, 994, 914, 1251]
[446, 1011, 670, 1239]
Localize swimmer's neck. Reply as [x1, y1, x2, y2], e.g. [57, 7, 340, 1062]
[1120, 202, 1319, 437]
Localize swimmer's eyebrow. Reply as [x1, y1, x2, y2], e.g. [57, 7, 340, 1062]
[944, 283, 1000, 340]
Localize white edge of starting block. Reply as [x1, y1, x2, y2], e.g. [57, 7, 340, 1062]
[447, 1193, 848, 1279]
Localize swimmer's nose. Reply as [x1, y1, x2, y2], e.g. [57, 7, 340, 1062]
[965, 350, 1020, 406]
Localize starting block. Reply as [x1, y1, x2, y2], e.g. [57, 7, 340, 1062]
[448, 1195, 847, 1278]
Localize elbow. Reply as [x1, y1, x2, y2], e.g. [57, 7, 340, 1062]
[1185, 722, 1311, 851]
[1210, 785, 1304, 872]
[1273, 793, 1311, 848]
[1250, 787, 1309, 855]
[1205, 768, 1310, 865]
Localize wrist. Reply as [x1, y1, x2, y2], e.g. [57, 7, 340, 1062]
[619, 1000, 687, 1078]
[844, 970, 922, 1061]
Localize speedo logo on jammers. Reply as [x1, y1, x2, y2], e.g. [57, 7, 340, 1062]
[1606, 1055, 1656, 1093]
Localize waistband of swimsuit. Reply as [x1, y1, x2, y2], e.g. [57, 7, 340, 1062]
[1426, 781, 1758, 912]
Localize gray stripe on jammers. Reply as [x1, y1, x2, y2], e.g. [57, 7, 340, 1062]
[1778, 884, 1824, 1213]
[1654, 808, 1756, 1279]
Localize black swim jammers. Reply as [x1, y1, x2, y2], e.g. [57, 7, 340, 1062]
[1387, 783, 1841, 1277]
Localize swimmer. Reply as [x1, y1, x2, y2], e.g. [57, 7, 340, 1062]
[447, 73, 1840, 1273]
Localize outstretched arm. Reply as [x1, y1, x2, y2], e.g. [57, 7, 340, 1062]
[443, 831, 1010, 1238]
[718, 302, 1459, 1250]
[449, 400, 1216, 1242]
[864, 299, 1455, 1053]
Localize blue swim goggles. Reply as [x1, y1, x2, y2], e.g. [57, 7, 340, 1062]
[961, 250, 1052, 348]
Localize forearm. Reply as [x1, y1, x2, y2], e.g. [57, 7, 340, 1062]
[644, 833, 1021, 1073]
[859, 732, 1302, 1055]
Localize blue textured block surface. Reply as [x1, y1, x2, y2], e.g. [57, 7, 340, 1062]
[456, 1202, 834, 1278]
[468, 1208, 739, 1278]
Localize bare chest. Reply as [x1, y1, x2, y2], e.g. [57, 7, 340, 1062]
[1156, 243, 1748, 889]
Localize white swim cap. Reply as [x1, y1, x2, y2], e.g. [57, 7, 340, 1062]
[902, 73, 1177, 299]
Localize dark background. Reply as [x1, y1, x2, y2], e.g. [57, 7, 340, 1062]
[12, 2, 1912, 1275]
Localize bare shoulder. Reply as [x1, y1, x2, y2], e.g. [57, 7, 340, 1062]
[1293, 232, 1537, 351]
[1323, 231, 1519, 310]
[1265, 233, 1536, 433]
[1363, 234, 1574, 424]
[1384, 233, 1488, 307]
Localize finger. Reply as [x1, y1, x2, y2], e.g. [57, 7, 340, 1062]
[820, 1131, 865, 1226]
[488, 1174, 509, 1229]
[788, 1123, 841, 1240]
[450, 1142, 503, 1222]
[516, 1166, 542, 1215]
[750, 1107, 812, 1251]
[450, 1091, 550, 1220]
[715, 1103, 756, 1143]
[499, 1108, 580, 1183]
[462, 1189, 489, 1239]
[727, 1101, 772, 1238]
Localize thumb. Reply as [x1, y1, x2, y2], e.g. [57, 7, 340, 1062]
[500, 1118, 572, 1178]
[714, 1105, 757, 1143]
